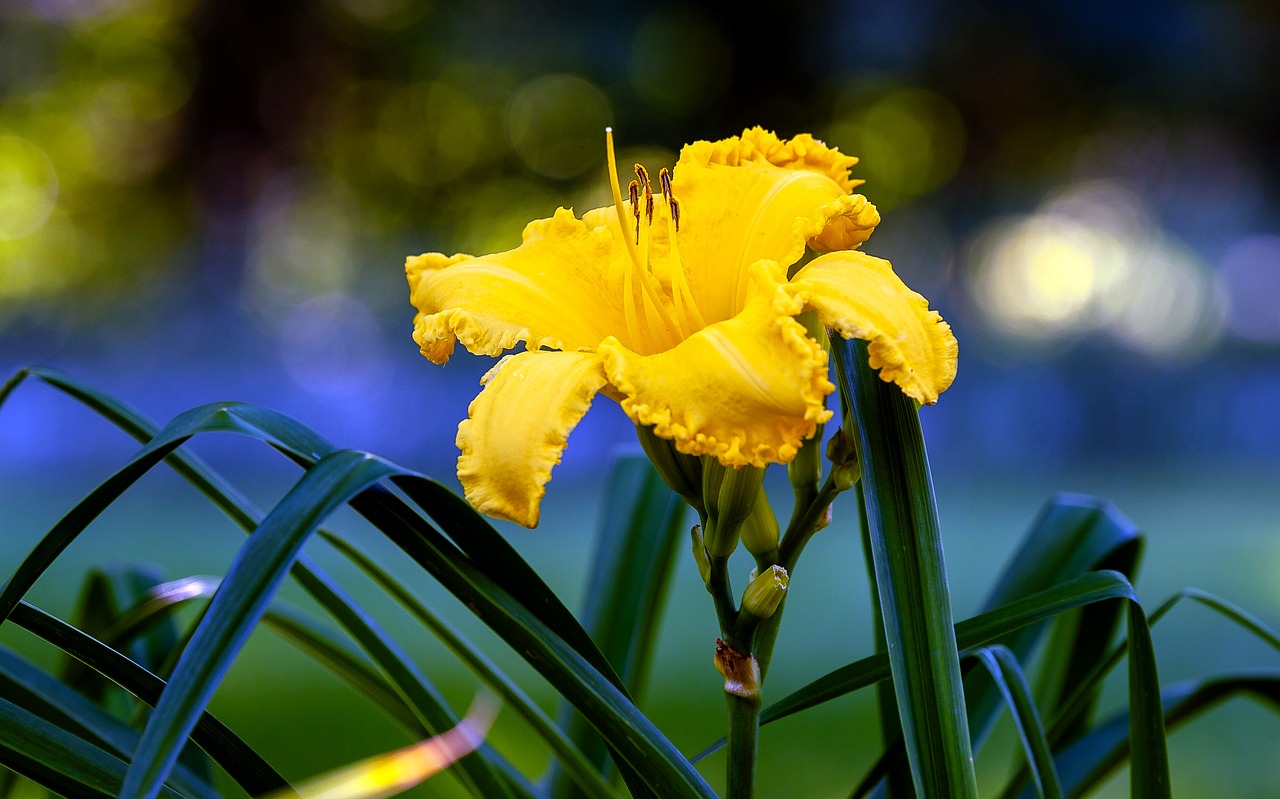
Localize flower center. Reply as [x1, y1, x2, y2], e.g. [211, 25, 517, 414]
[605, 129, 707, 353]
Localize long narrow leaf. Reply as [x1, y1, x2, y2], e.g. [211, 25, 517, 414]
[969, 495, 1143, 746]
[1012, 673, 1280, 799]
[833, 337, 977, 797]
[762, 570, 1139, 727]
[550, 454, 686, 799]
[5, 602, 289, 795]
[0, 648, 218, 799]
[119, 449, 517, 799]
[321, 531, 625, 799]
[973, 647, 1061, 799]
[4, 373, 710, 799]
[0, 694, 186, 799]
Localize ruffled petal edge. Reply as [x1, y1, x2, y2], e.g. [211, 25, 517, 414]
[678, 127, 864, 195]
[601, 261, 834, 468]
[456, 351, 608, 527]
[790, 251, 958, 405]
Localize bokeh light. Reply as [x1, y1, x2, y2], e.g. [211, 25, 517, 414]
[507, 74, 611, 180]
[629, 6, 732, 116]
[0, 133, 58, 240]
[1217, 235, 1280, 344]
[823, 85, 965, 210]
[967, 180, 1224, 358]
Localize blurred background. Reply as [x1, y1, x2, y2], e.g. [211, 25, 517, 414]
[2, 0, 1278, 796]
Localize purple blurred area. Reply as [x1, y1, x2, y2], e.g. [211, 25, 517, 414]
[2, 0, 1279, 478]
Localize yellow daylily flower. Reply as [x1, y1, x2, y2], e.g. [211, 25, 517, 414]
[407, 127, 957, 527]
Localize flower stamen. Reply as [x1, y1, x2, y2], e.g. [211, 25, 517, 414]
[656, 166, 705, 332]
[605, 128, 646, 348]
[605, 128, 679, 351]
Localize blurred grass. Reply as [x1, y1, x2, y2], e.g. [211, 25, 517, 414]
[2, 462, 1277, 797]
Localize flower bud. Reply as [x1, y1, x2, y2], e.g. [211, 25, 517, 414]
[636, 424, 704, 515]
[689, 525, 712, 587]
[788, 424, 824, 504]
[826, 428, 860, 491]
[701, 461, 765, 558]
[740, 564, 789, 620]
[739, 493, 780, 561]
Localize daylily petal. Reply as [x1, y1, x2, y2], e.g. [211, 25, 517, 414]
[803, 193, 881, 254]
[790, 250, 958, 405]
[671, 130, 867, 324]
[456, 351, 607, 527]
[600, 261, 834, 468]
[680, 127, 862, 194]
[407, 208, 640, 363]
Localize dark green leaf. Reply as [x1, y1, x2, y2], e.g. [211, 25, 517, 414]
[973, 647, 1061, 799]
[832, 337, 977, 798]
[6, 601, 291, 795]
[550, 454, 687, 799]
[322, 531, 624, 799]
[0, 648, 218, 799]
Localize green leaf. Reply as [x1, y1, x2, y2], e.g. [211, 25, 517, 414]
[761, 570, 1139, 727]
[118, 448, 518, 799]
[1123, 602, 1169, 799]
[973, 647, 1061, 799]
[971, 495, 1142, 747]
[1012, 673, 1280, 799]
[0, 648, 218, 799]
[3, 373, 712, 799]
[5, 601, 290, 795]
[0, 693, 187, 799]
[321, 531, 625, 799]
[549, 454, 687, 799]
[832, 337, 977, 798]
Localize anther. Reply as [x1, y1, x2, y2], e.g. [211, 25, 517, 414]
[659, 168, 673, 203]
[628, 179, 641, 243]
[635, 165, 654, 225]
[669, 196, 681, 232]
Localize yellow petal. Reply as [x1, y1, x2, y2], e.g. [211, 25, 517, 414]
[670, 130, 864, 325]
[407, 208, 640, 364]
[679, 127, 863, 194]
[790, 250, 958, 405]
[456, 351, 607, 527]
[600, 261, 834, 468]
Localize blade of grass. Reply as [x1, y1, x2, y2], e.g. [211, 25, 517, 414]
[832, 337, 977, 798]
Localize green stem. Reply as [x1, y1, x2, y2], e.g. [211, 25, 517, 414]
[725, 687, 761, 799]
[753, 476, 842, 679]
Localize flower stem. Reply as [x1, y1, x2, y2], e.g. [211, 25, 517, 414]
[725, 688, 761, 799]
[715, 639, 762, 799]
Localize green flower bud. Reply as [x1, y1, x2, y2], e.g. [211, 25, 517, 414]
[739, 492, 780, 561]
[636, 424, 704, 514]
[826, 428, 860, 491]
[740, 564, 789, 620]
[701, 460, 765, 558]
[788, 423, 824, 505]
[690, 525, 712, 587]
